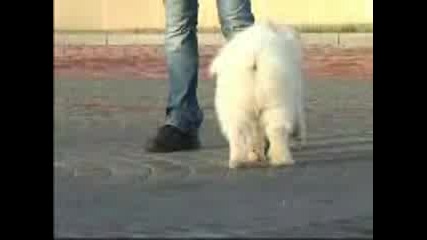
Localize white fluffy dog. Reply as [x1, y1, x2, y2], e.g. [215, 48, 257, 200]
[209, 21, 307, 169]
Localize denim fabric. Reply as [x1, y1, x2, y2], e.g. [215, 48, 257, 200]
[163, 0, 255, 134]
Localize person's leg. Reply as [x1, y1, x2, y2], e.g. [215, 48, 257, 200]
[146, 0, 202, 152]
[216, 0, 255, 40]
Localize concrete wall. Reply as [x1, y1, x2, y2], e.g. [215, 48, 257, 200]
[54, 0, 373, 31]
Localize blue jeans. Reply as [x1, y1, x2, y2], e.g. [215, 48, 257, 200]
[164, 0, 255, 134]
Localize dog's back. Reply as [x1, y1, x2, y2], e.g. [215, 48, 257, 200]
[211, 22, 303, 103]
[211, 21, 304, 132]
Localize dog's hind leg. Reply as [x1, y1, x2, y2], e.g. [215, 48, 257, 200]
[228, 126, 245, 169]
[228, 117, 268, 169]
[246, 120, 267, 163]
[262, 108, 295, 167]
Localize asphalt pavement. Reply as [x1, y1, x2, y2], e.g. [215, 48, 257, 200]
[54, 78, 373, 238]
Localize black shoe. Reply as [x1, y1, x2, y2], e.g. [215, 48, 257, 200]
[145, 125, 201, 153]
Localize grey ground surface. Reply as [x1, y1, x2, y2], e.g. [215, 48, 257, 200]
[54, 78, 373, 238]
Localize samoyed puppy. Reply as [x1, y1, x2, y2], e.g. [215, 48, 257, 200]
[209, 21, 306, 169]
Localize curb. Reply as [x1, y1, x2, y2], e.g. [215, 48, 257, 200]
[54, 32, 373, 48]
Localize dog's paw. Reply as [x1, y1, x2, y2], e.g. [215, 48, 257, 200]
[229, 158, 269, 169]
[269, 158, 295, 167]
[248, 150, 266, 162]
[268, 147, 295, 167]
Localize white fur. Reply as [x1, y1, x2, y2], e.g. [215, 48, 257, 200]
[209, 21, 307, 169]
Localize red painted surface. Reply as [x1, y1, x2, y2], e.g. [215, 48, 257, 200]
[54, 45, 372, 81]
